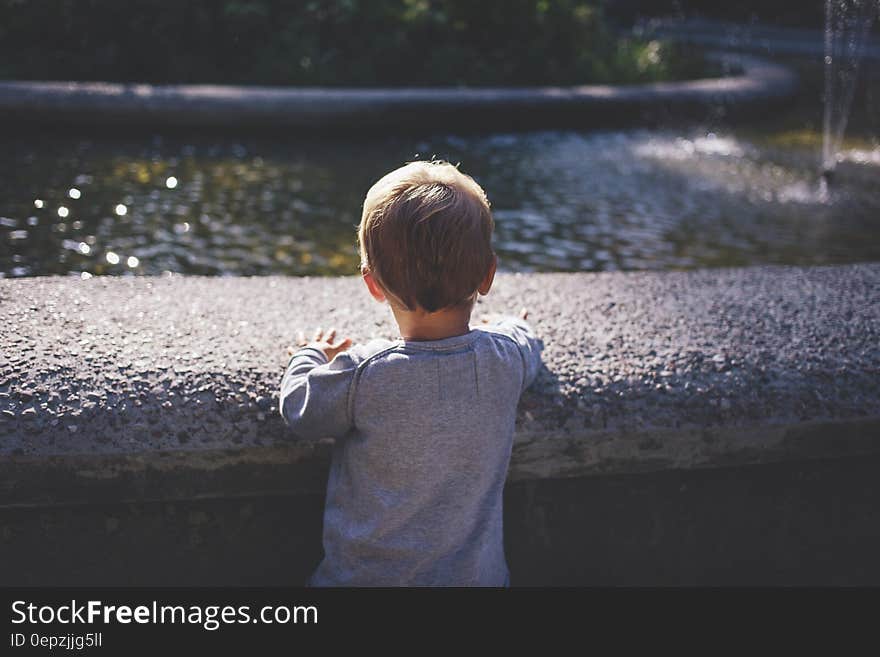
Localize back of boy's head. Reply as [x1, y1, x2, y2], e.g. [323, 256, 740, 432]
[358, 160, 495, 313]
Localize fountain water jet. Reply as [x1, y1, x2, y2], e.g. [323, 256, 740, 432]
[821, 0, 879, 182]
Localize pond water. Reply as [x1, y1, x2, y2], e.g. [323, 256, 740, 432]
[1, 126, 879, 278]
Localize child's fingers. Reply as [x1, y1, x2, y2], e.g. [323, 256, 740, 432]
[326, 328, 337, 343]
[296, 330, 306, 345]
[324, 338, 353, 360]
[313, 327, 323, 342]
[520, 307, 529, 320]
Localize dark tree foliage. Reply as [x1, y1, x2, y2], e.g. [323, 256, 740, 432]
[605, 0, 826, 28]
[0, 0, 707, 86]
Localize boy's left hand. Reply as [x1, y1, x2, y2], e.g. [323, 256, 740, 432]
[289, 327, 353, 361]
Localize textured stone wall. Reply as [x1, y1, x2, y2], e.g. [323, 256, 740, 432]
[1, 265, 878, 508]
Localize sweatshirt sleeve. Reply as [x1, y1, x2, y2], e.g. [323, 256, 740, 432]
[485, 317, 542, 393]
[278, 345, 359, 440]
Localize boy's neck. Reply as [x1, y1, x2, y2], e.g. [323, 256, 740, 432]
[391, 303, 473, 342]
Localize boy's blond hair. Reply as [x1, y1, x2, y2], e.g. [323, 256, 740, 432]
[358, 160, 495, 313]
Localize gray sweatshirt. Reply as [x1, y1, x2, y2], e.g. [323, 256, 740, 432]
[279, 317, 542, 586]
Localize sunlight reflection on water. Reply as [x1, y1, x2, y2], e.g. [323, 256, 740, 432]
[1, 128, 878, 278]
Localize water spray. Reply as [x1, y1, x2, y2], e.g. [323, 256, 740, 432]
[821, 0, 879, 184]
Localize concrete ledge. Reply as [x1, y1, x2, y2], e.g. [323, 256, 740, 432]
[0, 53, 797, 129]
[1, 265, 878, 508]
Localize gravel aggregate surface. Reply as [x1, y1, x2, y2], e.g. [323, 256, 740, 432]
[1, 265, 878, 492]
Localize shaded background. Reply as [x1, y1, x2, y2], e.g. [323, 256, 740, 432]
[0, 1, 877, 279]
[0, 0, 709, 86]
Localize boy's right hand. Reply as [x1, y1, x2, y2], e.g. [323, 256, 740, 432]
[290, 327, 353, 361]
[479, 307, 529, 325]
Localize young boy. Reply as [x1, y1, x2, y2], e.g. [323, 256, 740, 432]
[279, 160, 542, 586]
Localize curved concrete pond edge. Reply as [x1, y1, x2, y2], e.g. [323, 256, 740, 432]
[1, 264, 878, 508]
[0, 53, 797, 129]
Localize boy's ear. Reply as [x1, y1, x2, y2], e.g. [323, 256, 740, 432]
[478, 254, 497, 296]
[362, 269, 387, 303]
